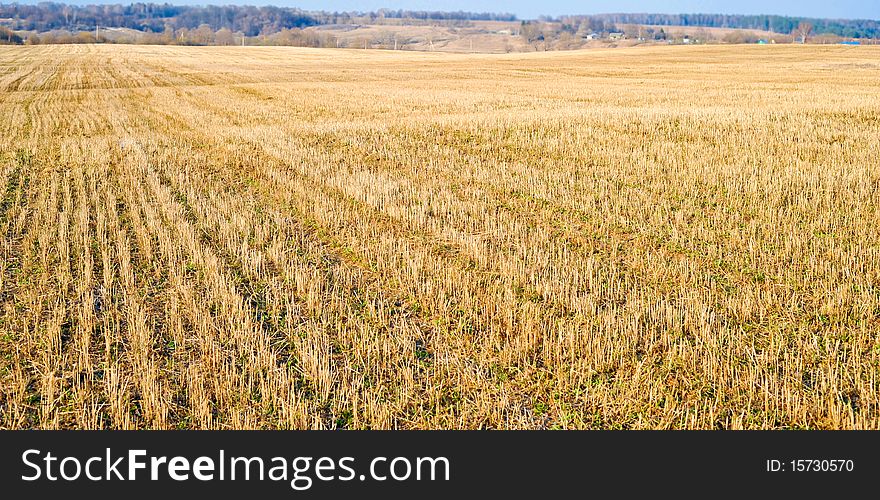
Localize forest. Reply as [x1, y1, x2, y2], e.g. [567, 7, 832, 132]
[0, 3, 877, 41]
[0, 3, 515, 36]
[550, 13, 880, 39]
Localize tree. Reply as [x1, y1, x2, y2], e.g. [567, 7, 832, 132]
[192, 23, 214, 45]
[214, 27, 234, 45]
[558, 31, 576, 49]
[793, 21, 813, 43]
[519, 21, 541, 43]
[75, 31, 95, 44]
[162, 25, 174, 44]
[0, 26, 23, 44]
[722, 30, 760, 44]
[623, 24, 640, 39]
[694, 28, 711, 43]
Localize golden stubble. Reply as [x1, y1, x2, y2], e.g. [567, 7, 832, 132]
[0, 43, 878, 429]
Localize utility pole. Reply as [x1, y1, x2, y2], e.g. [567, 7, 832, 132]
[95, 24, 99, 42]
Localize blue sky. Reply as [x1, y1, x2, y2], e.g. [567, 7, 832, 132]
[47, 1, 880, 20]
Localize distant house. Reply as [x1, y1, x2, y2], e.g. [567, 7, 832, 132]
[584, 32, 599, 40]
[682, 35, 691, 44]
[757, 39, 768, 44]
[608, 32, 625, 41]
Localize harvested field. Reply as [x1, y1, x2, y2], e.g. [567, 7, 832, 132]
[1, 44, 879, 429]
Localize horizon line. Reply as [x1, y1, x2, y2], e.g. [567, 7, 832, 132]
[3, 2, 878, 22]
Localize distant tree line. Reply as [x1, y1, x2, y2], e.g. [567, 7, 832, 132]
[548, 13, 879, 39]
[0, 3, 517, 38]
[371, 9, 516, 22]
[0, 25, 23, 43]
[1, 3, 876, 47]
[0, 3, 317, 36]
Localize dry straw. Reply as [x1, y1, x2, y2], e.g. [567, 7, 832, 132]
[0, 44, 878, 429]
